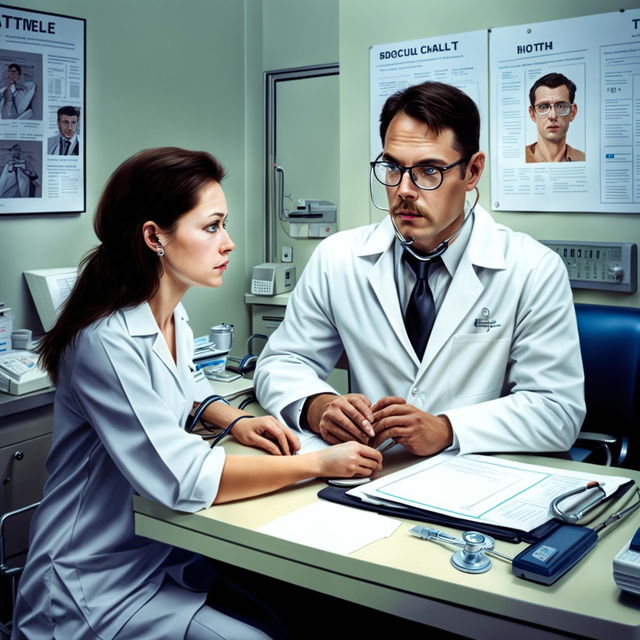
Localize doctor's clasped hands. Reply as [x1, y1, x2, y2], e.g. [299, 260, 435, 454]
[304, 392, 453, 456]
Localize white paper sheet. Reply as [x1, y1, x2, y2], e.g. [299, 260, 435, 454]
[348, 452, 632, 532]
[256, 501, 401, 555]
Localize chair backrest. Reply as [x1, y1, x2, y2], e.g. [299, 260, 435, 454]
[574, 303, 640, 467]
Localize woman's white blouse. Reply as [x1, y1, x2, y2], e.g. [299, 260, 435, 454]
[13, 303, 224, 639]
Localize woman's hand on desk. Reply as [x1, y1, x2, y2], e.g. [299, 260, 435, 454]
[231, 416, 300, 456]
[214, 441, 382, 503]
[312, 441, 383, 479]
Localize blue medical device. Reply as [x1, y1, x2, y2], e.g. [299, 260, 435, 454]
[512, 525, 598, 585]
[513, 484, 640, 585]
[411, 483, 640, 586]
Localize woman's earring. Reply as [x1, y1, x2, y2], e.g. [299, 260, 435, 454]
[156, 243, 164, 257]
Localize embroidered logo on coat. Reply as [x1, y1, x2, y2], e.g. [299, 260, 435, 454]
[474, 307, 502, 332]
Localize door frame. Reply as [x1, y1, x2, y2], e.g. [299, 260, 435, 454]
[264, 63, 339, 263]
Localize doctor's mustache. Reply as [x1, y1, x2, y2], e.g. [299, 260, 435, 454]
[390, 198, 429, 218]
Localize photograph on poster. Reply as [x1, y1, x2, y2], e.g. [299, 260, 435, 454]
[0, 140, 41, 197]
[0, 3, 85, 215]
[490, 8, 639, 213]
[525, 71, 585, 163]
[47, 105, 81, 156]
[0, 51, 42, 121]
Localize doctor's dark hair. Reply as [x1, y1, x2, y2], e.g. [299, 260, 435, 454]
[38, 147, 226, 380]
[378, 81, 480, 167]
[529, 72, 576, 106]
[57, 105, 80, 119]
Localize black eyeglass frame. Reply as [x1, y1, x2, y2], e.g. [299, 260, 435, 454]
[369, 154, 470, 191]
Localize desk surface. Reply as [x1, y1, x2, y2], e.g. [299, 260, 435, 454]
[206, 373, 253, 402]
[0, 386, 55, 419]
[134, 439, 640, 640]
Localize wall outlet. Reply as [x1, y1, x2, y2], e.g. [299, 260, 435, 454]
[281, 246, 293, 263]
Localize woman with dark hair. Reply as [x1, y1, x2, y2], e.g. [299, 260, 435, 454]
[12, 147, 382, 639]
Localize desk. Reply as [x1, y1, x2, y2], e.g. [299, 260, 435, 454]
[206, 373, 254, 404]
[0, 388, 54, 557]
[134, 437, 640, 639]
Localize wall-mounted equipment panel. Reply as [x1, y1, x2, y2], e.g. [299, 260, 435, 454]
[540, 241, 637, 293]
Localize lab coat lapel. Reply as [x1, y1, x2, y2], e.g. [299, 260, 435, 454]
[123, 303, 183, 390]
[421, 207, 506, 370]
[152, 333, 181, 386]
[173, 304, 195, 393]
[361, 219, 414, 354]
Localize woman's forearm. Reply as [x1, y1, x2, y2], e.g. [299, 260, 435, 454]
[214, 453, 320, 503]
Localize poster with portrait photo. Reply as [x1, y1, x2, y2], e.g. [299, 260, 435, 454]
[0, 4, 85, 215]
[523, 65, 586, 164]
[490, 9, 640, 214]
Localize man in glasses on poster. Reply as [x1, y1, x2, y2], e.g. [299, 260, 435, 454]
[525, 72, 585, 163]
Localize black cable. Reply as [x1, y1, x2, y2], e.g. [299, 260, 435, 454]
[185, 395, 229, 433]
[594, 487, 640, 534]
[210, 414, 254, 448]
[238, 394, 256, 411]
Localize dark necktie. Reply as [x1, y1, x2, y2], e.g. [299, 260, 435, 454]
[403, 252, 441, 359]
[60, 138, 70, 155]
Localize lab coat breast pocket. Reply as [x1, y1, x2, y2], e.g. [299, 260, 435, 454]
[448, 334, 510, 405]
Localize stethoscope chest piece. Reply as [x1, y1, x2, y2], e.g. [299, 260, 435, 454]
[450, 531, 494, 574]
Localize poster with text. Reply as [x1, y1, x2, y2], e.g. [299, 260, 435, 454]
[0, 4, 85, 215]
[370, 30, 489, 161]
[490, 9, 640, 213]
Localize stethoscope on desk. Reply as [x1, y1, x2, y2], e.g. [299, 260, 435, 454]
[410, 482, 640, 582]
[550, 480, 609, 524]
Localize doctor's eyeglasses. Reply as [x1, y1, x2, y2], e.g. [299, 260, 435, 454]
[370, 156, 468, 191]
[532, 101, 572, 117]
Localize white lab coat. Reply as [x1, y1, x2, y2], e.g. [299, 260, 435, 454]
[255, 206, 585, 454]
[12, 302, 224, 640]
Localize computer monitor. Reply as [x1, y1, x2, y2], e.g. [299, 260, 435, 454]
[24, 267, 77, 331]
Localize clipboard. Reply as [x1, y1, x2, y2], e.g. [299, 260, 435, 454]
[318, 479, 636, 544]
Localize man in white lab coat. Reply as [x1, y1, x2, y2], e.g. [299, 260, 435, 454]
[255, 81, 585, 457]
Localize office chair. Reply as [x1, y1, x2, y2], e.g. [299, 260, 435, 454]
[570, 303, 640, 468]
[0, 502, 39, 637]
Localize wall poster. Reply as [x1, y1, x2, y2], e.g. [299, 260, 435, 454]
[370, 30, 489, 161]
[0, 3, 85, 215]
[490, 9, 640, 213]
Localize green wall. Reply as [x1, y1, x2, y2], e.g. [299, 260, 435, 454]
[263, 0, 338, 70]
[339, 0, 640, 308]
[2, 0, 638, 351]
[0, 0, 340, 348]
[1, 0, 260, 342]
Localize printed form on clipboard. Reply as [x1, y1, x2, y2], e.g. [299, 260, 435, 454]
[346, 452, 633, 533]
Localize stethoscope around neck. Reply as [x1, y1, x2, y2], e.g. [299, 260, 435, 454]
[368, 164, 479, 262]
